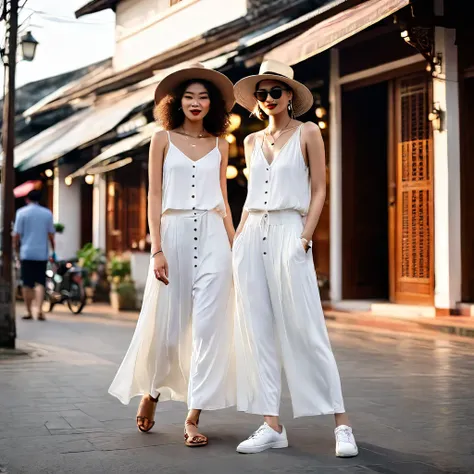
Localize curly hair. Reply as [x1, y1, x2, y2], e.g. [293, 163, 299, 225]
[154, 79, 230, 136]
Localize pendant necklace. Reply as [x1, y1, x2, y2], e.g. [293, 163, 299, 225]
[264, 118, 294, 146]
[177, 127, 207, 147]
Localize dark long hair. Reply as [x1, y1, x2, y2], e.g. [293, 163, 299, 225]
[154, 79, 230, 136]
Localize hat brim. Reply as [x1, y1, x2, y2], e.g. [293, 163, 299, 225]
[154, 67, 235, 112]
[234, 74, 313, 117]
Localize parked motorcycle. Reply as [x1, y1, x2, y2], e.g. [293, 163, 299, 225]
[43, 259, 87, 314]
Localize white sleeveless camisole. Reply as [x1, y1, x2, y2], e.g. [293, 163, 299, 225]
[161, 132, 226, 216]
[244, 125, 310, 216]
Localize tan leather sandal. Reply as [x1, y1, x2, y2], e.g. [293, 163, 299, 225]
[136, 394, 159, 433]
[184, 419, 208, 447]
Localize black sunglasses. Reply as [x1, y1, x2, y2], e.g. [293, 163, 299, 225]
[254, 87, 289, 102]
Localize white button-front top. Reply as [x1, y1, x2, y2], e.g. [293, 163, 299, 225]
[161, 132, 226, 216]
[244, 125, 310, 216]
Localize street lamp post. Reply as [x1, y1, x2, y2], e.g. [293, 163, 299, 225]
[0, 0, 19, 348]
[0, 1, 37, 348]
[20, 31, 39, 62]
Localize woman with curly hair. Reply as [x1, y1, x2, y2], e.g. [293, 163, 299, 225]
[109, 63, 236, 447]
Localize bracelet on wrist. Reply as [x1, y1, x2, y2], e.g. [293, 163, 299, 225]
[151, 250, 163, 259]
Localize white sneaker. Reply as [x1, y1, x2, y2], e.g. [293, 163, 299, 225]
[335, 425, 358, 457]
[236, 423, 288, 454]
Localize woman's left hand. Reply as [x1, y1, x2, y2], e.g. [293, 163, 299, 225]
[301, 238, 309, 252]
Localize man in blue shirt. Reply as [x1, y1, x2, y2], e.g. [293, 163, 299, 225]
[13, 190, 55, 320]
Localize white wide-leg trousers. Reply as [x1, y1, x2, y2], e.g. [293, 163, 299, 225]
[109, 210, 235, 410]
[233, 210, 345, 418]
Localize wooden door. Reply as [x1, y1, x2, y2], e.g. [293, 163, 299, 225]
[392, 74, 434, 304]
[45, 180, 54, 212]
[106, 177, 124, 253]
[460, 77, 474, 302]
[125, 186, 141, 250]
[341, 82, 389, 300]
[80, 182, 93, 248]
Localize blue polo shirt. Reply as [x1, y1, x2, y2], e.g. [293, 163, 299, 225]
[14, 203, 55, 261]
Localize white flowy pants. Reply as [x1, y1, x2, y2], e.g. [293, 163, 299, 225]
[233, 210, 345, 418]
[109, 210, 235, 410]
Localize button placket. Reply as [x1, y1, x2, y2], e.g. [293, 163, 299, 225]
[193, 218, 199, 269]
[264, 167, 270, 207]
[262, 213, 268, 256]
[192, 164, 198, 268]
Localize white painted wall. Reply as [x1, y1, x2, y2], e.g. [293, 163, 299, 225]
[329, 48, 342, 302]
[53, 165, 82, 260]
[114, 0, 247, 71]
[433, 26, 462, 310]
[92, 175, 107, 251]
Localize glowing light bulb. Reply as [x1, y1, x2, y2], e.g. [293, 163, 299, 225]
[226, 165, 238, 179]
[225, 134, 237, 144]
[228, 114, 242, 132]
[315, 107, 327, 119]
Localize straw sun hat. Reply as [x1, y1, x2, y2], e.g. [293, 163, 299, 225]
[234, 60, 314, 117]
[154, 62, 235, 112]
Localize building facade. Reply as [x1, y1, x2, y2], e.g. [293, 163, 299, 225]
[11, 0, 472, 315]
[265, 0, 471, 315]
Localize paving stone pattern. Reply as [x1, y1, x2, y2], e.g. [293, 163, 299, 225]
[0, 312, 473, 474]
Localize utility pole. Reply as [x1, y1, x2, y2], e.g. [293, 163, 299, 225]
[0, 0, 19, 349]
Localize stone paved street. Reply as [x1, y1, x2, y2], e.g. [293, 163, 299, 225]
[1, 309, 473, 474]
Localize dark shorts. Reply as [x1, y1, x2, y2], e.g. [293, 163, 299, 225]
[21, 260, 47, 288]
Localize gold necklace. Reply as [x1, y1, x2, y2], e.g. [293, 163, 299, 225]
[177, 127, 207, 138]
[265, 119, 294, 146]
[176, 127, 208, 147]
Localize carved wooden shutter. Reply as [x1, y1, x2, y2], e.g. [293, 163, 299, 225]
[125, 187, 141, 250]
[106, 179, 124, 253]
[394, 75, 434, 304]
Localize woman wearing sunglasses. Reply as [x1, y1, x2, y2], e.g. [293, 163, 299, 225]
[109, 64, 236, 447]
[232, 60, 358, 457]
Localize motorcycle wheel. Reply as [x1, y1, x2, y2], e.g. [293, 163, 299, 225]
[67, 282, 86, 314]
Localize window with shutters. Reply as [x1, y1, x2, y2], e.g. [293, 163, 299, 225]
[106, 162, 147, 253]
[395, 74, 434, 304]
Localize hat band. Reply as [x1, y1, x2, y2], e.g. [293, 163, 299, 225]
[263, 71, 290, 79]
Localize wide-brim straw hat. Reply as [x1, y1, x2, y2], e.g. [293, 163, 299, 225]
[234, 60, 313, 117]
[154, 62, 235, 112]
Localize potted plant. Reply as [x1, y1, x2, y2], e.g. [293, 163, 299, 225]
[77, 243, 106, 303]
[107, 253, 136, 311]
[54, 223, 65, 234]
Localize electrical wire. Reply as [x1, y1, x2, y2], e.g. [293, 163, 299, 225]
[19, 0, 29, 15]
[22, 8, 114, 26]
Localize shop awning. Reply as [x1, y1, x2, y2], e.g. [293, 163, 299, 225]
[67, 122, 159, 179]
[9, 40, 239, 173]
[10, 82, 156, 171]
[13, 180, 42, 198]
[11, 109, 90, 170]
[265, 0, 410, 65]
[85, 157, 134, 175]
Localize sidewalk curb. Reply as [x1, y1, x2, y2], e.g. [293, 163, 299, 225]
[324, 309, 474, 340]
